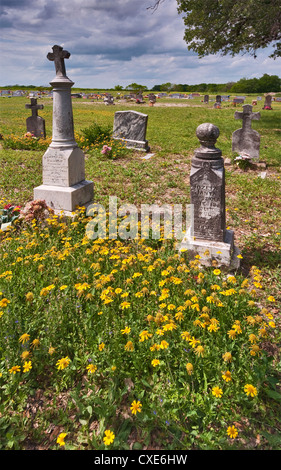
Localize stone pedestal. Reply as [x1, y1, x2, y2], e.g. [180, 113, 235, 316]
[34, 45, 93, 212]
[178, 123, 240, 269]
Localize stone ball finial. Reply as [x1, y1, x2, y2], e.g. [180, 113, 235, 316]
[196, 123, 220, 148]
[194, 123, 222, 160]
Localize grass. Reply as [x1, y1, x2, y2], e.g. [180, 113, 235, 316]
[0, 94, 280, 450]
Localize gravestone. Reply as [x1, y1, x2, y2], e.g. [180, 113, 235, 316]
[204, 95, 209, 103]
[148, 93, 156, 106]
[232, 104, 261, 160]
[104, 94, 114, 105]
[213, 95, 221, 108]
[113, 110, 150, 151]
[178, 123, 240, 268]
[136, 93, 145, 103]
[233, 97, 245, 106]
[263, 95, 272, 109]
[25, 98, 46, 138]
[34, 45, 93, 212]
[275, 97, 281, 102]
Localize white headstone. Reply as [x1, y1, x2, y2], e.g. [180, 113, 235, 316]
[34, 45, 93, 212]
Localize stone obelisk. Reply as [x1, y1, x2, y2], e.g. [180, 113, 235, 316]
[34, 45, 93, 212]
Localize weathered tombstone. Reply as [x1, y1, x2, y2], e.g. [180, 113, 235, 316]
[136, 93, 144, 103]
[104, 94, 114, 105]
[232, 104, 261, 160]
[178, 123, 240, 268]
[25, 98, 46, 138]
[233, 97, 245, 106]
[213, 95, 221, 108]
[34, 45, 93, 212]
[113, 110, 150, 152]
[275, 97, 281, 102]
[263, 95, 272, 109]
[148, 93, 156, 106]
[204, 95, 209, 103]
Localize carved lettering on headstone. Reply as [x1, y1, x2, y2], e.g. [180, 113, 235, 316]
[190, 162, 225, 242]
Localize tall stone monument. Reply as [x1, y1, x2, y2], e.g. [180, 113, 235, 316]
[34, 45, 93, 212]
[232, 104, 261, 160]
[179, 123, 240, 268]
[25, 98, 46, 138]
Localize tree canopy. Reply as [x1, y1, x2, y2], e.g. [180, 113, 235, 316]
[149, 0, 281, 58]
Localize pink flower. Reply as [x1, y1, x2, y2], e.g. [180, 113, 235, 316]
[101, 145, 112, 155]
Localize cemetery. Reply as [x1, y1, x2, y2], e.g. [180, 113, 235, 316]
[0, 46, 280, 451]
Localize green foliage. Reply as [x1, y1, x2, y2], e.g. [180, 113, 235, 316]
[231, 74, 281, 93]
[0, 211, 280, 449]
[80, 122, 112, 146]
[176, 0, 281, 58]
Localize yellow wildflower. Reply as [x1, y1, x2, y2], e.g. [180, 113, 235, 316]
[103, 430, 115, 446]
[130, 400, 142, 415]
[57, 433, 67, 447]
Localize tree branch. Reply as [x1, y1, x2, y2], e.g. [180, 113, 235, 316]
[146, 0, 166, 12]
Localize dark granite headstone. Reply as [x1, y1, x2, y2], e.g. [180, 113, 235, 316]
[190, 124, 225, 242]
[25, 98, 46, 138]
[232, 104, 261, 160]
[178, 123, 240, 268]
[204, 95, 209, 103]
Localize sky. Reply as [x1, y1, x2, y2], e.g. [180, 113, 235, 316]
[0, 0, 280, 89]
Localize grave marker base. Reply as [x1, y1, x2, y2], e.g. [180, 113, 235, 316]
[34, 180, 94, 212]
[178, 229, 240, 269]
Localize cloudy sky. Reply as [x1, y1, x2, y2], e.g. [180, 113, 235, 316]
[0, 0, 280, 89]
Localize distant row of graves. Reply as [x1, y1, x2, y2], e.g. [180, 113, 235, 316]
[1, 88, 281, 105]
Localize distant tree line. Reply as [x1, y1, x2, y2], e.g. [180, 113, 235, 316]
[2, 74, 280, 94]
[151, 75, 281, 93]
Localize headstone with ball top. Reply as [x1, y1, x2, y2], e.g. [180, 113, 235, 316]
[178, 123, 240, 268]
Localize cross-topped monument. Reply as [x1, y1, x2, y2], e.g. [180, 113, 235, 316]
[232, 104, 261, 160]
[47, 45, 70, 77]
[25, 98, 46, 138]
[34, 44, 93, 212]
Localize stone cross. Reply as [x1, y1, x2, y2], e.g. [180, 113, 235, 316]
[25, 98, 46, 138]
[232, 104, 261, 160]
[25, 98, 44, 117]
[47, 45, 70, 77]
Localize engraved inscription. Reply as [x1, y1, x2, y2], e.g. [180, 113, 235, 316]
[43, 151, 69, 186]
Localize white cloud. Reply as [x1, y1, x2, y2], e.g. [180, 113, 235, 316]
[0, 0, 280, 87]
